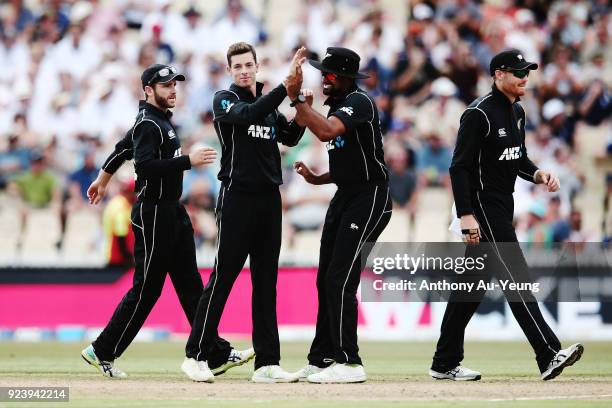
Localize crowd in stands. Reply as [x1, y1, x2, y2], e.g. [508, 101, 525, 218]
[0, 0, 610, 263]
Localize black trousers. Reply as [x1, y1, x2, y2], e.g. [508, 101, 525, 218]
[432, 191, 561, 373]
[185, 185, 282, 369]
[93, 201, 219, 361]
[308, 183, 392, 367]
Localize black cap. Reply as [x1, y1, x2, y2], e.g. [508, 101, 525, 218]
[308, 47, 369, 79]
[141, 64, 186, 89]
[489, 49, 538, 76]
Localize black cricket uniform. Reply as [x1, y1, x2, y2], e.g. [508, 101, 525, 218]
[92, 101, 217, 361]
[432, 84, 561, 374]
[307, 85, 392, 367]
[185, 82, 305, 369]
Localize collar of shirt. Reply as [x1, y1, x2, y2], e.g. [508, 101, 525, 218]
[491, 83, 520, 107]
[324, 83, 360, 108]
[230, 81, 265, 102]
[138, 100, 173, 119]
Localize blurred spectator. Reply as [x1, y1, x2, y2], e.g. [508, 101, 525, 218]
[103, 178, 135, 267]
[57, 151, 100, 250]
[1, 0, 35, 34]
[349, 6, 402, 72]
[386, 141, 418, 239]
[0, 134, 31, 190]
[525, 123, 566, 165]
[415, 77, 465, 147]
[505, 9, 545, 65]
[8, 150, 59, 249]
[148, 23, 174, 64]
[391, 43, 438, 104]
[548, 5, 585, 50]
[140, 0, 185, 51]
[211, 0, 261, 54]
[542, 45, 583, 101]
[361, 58, 391, 133]
[545, 196, 571, 242]
[175, 6, 214, 59]
[540, 145, 584, 211]
[567, 209, 593, 243]
[285, 144, 335, 249]
[444, 41, 480, 105]
[525, 201, 553, 249]
[578, 78, 612, 127]
[542, 98, 577, 146]
[182, 179, 217, 249]
[33, 0, 69, 43]
[49, 18, 101, 83]
[417, 135, 452, 189]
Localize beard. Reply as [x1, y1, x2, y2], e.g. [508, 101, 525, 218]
[153, 92, 173, 109]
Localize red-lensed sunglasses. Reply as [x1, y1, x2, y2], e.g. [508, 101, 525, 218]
[322, 71, 337, 81]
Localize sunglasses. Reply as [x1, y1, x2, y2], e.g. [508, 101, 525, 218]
[322, 71, 337, 81]
[148, 66, 178, 85]
[504, 69, 530, 79]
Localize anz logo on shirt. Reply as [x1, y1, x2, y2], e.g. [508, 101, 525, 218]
[498, 146, 523, 161]
[326, 136, 346, 151]
[248, 125, 276, 140]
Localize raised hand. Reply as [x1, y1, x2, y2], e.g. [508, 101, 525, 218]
[284, 47, 307, 99]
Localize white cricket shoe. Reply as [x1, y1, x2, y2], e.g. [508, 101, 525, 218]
[429, 366, 481, 381]
[181, 357, 215, 382]
[211, 348, 255, 376]
[293, 364, 324, 381]
[541, 343, 584, 381]
[81, 345, 127, 379]
[251, 365, 298, 383]
[307, 363, 367, 383]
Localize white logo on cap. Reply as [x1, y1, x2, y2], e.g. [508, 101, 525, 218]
[517, 54, 524, 60]
[325, 53, 332, 59]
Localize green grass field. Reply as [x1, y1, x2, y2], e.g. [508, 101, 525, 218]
[0, 340, 611, 408]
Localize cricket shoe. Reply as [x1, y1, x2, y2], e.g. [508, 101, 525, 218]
[307, 363, 367, 383]
[81, 345, 127, 379]
[251, 365, 298, 383]
[541, 343, 584, 381]
[181, 357, 214, 382]
[293, 364, 324, 381]
[211, 348, 255, 376]
[429, 366, 481, 381]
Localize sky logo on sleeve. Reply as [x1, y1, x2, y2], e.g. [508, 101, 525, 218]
[326, 136, 346, 150]
[220, 99, 234, 113]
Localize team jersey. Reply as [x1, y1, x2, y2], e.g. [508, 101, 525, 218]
[324, 85, 389, 187]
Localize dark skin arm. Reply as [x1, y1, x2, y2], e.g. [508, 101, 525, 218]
[294, 161, 332, 185]
[293, 103, 346, 142]
[287, 63, 345, 142]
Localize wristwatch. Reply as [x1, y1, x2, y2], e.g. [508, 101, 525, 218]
[290, 94, 306, 107]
